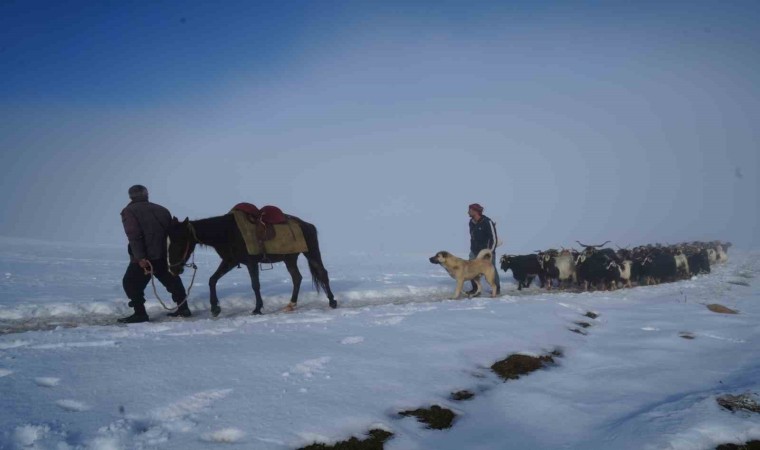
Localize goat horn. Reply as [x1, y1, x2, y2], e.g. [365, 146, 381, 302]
[577, 240, 610, 248]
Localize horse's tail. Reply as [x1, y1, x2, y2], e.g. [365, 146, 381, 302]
[299, 220, 329, 294]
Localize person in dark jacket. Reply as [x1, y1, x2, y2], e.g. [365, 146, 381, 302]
[468, 203, 501, 296]
[118, 185, 190, 323]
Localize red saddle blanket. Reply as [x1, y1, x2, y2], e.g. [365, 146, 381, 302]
[232, 203, 288, 225]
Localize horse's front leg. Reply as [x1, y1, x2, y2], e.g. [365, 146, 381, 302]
[283, 256, 302, 312]
[209, 260, 236, 317]
[246, 259, 264, 315]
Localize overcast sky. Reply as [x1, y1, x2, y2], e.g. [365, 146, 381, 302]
[1, 1, 758, 255]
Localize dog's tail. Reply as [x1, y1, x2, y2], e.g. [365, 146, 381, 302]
[476, 249, 493, 261]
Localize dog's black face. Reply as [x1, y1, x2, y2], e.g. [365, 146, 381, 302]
[429, 251, 449, 265]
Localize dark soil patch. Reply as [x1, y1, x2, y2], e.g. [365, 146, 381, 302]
[708, 304, 739, 314]
[679, 332, 696, 340]
[298, 429, 394, 450]
[584, 311, 599, 319]
[570, 328, 588, 336]
[717, 393, 760, 414]
[399, 405, 457, 430]
[450, 390, 475, 401]
[491, 353, 555, 381]
[574, 322, 592, 328]
[716, 441, 760, 450]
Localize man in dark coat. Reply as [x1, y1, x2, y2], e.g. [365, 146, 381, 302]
[118, 185, 190, 323]
[468, 203, 501, 296]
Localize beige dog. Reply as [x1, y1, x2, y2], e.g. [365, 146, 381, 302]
[429, 249, 498, 298]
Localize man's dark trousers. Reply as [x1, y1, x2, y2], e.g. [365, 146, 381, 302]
[123, 259, 186, 307]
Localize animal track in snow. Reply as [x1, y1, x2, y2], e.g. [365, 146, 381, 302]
[166, 328, 237, 337]
[280, 316, 334, 325]
[700, 333, 746, 344]
[84, 391, 235, 450]
[0, 340, 30, 350]
[291, 357, 331, 378]
[150, 389, 234, 422]
[201, 428, 245, 444]
[35, 377, 60, 387]
[56, 399, 91, 412]
[32, 340, 117, 350]
[13, 424, 50, 447]
[448, 306, 487, 311]
[374, 316, 405, 326]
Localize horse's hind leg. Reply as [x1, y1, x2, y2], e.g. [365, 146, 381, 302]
[305, 253, 337, 309]
[209, 260, 236, 317]
[283, 255, 302, 312]
[245, 259, 264, 315]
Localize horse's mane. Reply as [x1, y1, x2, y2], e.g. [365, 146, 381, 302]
[191, 214, 237, 247]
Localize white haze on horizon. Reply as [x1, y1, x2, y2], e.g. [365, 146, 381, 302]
[1, 3, 758, 256]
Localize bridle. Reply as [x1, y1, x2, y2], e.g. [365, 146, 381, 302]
[169, 221, 199, 275]
[142, 220, 201, 312]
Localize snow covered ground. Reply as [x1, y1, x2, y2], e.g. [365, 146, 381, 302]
[1, 236, 759, 449]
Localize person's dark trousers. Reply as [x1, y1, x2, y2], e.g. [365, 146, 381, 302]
[468, 251, 501, 296]
[122, 258, 187, 310]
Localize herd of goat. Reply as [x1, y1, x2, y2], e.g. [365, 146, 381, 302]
[500, 240, 732, 291]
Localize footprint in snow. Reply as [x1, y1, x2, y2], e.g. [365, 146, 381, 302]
[341, 337, 364, 345]
[0, 340, 30, 350]
[150, 389, 233, 422]
[202, 428, 245, 444]
[13, 424, 50, 448]
[56, 400, 90, 412]
[32, 341, 117, 350]
[374, 316, 405, 326]
[291, 357, 331, 378]
[35, 377, 60, 388]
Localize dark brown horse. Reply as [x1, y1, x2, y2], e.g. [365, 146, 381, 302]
[167, 214, 337, 316]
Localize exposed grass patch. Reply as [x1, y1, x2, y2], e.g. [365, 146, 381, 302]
[399, 405, 457, 430]
[491, 353, 555, 381]
[717, 393, 760, 414]
[707, 304, 739, 314]
[716, 441, 760, 450]
[298, 429, 394, 450]
[450, 390, 475, 401]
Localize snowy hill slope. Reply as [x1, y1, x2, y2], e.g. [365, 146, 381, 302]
[1, 237, 759, 449]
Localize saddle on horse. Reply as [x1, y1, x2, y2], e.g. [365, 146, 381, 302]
[231, 203, 293, 261]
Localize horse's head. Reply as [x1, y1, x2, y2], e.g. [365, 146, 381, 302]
[168, 216, 197, 276]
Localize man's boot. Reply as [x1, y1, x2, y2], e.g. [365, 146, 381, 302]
[166, 301, 191, 318]
[117, 303, 149, 324]
[466, 282, 480, 297]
